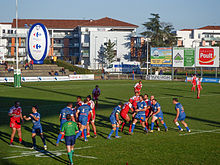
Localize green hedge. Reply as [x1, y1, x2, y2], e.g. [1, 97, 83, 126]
[44, 59, 91, 74]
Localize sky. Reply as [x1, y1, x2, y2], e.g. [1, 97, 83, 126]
[0, 0, 220, 34]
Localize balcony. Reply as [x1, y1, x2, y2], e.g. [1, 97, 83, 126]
[81, 42, 89, 47]
[52, 33, 72, 38]
[2, 33, 27, 38]
[81, 31, 89, 35]
[81, 52, 89, 57]
[53, 43, 64, 47]
[203, 37, 220, 41]
[73, 34, 79, 38]
[73, 43, 79, 47]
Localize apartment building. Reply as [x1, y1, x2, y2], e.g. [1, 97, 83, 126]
[0, 17, 138, 69]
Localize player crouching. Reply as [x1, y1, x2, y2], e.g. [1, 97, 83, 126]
[172, 98, 191, 132]
[107, 102, 123, 139]
[23, 105, 47, 150]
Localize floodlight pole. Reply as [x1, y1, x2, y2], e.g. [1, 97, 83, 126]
[16, 0, 18, 74]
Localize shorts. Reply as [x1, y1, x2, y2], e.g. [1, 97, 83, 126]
[135, 114, 145, 122]
[32, 126, 43, 134]
[10, 121, 21, 129]
[120, 112, 128, 120]
[110, 115, 117, 125]
[145, 109, 151, 118]
[65, 135, 76, 146]
[178, 114, 186, 121]
[154, 114, 164, 121]
[88, 110, 96, 122]
[79, 116, 88, 126]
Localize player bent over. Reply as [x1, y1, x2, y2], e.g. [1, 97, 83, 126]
[150, 99, 168, 132]
[107, 102, 123, 139]
[172, 98, 191, 132]
[56, 103, 75, 146]
[8, 101, 23, 145]
[197, 78, 202, 99]
[23, 105, 47, 150]
[75, 99, 93, 142]
[120, 100, 134, 132]
[130, 95, 148, 134]
[60, 114, 79, 165]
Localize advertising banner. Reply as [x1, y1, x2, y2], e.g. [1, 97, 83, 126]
[151, 47, 172, 67]
[195, 47, 219, 67]
[185, 77, 220, 83]
[27, 23, 50, 64]
[146, 75, 172, 81]
[173, 48, 195, 67]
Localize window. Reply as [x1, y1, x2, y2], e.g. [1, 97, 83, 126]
[198, 34, 201, 39]
[8, 30, 10, 34]
[11, 30, 13, 34]
[2, 29, 5, 33]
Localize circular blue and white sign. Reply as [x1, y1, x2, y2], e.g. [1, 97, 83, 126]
[27, 23, 50, 64]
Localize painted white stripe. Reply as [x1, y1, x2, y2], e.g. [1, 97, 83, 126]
[9, 145, 33, 150]
[74, 154, 98, 159]
[179, 129, 220, 136]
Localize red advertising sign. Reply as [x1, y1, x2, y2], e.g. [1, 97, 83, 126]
[198, 48, 215, 65]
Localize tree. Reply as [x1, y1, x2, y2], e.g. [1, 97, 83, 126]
[104, 39, 116, 65]
[141, 13, 177, 47]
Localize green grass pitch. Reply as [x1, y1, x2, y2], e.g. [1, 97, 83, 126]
[0, 80, 220, 165]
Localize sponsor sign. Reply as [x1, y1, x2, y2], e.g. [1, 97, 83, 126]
[69, 74, 94, 80]
[146, 75, 172, 81]
[173, 48, 195, 67]
[195, 47, 219, 67]
[151, 47, 172, 67]
[27, 23, 50, 64]
[185, 77, 220, 83]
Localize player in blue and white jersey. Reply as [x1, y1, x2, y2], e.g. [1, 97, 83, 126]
[107, 102, 123, 139]
[130, 95, 149, 134]
[75, 99, 93, 142]
[56, 103, 75, 146]
[23, 105, 47, 150]
[173, 98, 191, 132]
[150, 99, 168, 132]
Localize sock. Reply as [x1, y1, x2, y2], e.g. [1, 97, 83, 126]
[144, 127, 148, 132]
[68, 152, 73, 164]
[76, 130, 82, 139]
[61, 134, 65, 140]
[185, 126, 190, 131]
[121, 122, 125, 132]
[94, 131, 97, 135]
[56, 134, 62, 144]
[191, 87, 193, 91]
[40, 135, 46, 146]
[163, 123, 168, 129]
[146, 122, 149, 129]
[71, 150, 74, 156]
[10, 139, 13, 144]
[151, 122, 154, 130]
[131, 124, 135, 133]
[115, 127, 119, 136]
[175, 122, 182, 130]
[32, 137, 36, 147]
[108, 129, 115, 138]
[81, 131, 84, 138]
[129, 123, 132, 132]
[19, 138, 22, 142]
[83, 129, 87, 140]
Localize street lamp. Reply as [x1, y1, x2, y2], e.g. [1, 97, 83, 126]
[145, 38, 151, 75]
[94, 36, 97, 69]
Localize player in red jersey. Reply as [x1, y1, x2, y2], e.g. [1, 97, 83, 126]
[8, 101, 23, 145]
[191, 74, 197, 92]
[134, 80, 142, 94]
[120, 100, 134, 132]
[92, 85, 101, 108]
[130, 91, 140, 110]
[86, 95, 97, 138]
[197, 78, 202, 99]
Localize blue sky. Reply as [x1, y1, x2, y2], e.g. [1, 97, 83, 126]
[0, 0, 220, 33]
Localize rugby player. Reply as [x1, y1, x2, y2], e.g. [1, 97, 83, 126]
[130, 95, 148, 134]
[60, 114, 79, 165]
[107, 102, 123, 139]
[56, 103, 75, 146]
[150, 99, 168, 132]
[75, 99, 93, 142]
[172, 98, 191, 132]
[120, 100, 134, 132]
[130, 91, 140, 110]
[134, 80, 142, 94]
[197, 78, 202, 99]
[86, 95, 97, 138]
[92, 85, 101, 108]
[8, 101, 23, 145]
[23, 105, 47, 150]
[191, 74, 197, 92]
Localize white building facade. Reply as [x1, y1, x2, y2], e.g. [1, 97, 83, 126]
[176, 26, 220, 48]
[0, 17, 138, 69]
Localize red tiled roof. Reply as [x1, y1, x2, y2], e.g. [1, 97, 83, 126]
[81, 17, 138, 28]
[10, 17, 138, 29]
[180, 29, 193, 31]
[12, 19, 90, 29]
[0, 22, 12, 25]
[197, 26, 220, 30]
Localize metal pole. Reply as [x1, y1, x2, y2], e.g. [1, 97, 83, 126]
[94, 36, 97, 70]
[172, 67, 174, 80]
[146, 40, 149, 75]
[216, 67, 218, 78]
[201, 67, 203, 77]
[16, 0, 18, 73]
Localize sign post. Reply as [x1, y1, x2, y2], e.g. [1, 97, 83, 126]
[14, 69, 21, 88]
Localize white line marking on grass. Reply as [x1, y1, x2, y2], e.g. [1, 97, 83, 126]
[9, 145, 33, 150]
[2, 146, 98, 160]
[179, 129, 220, 136]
